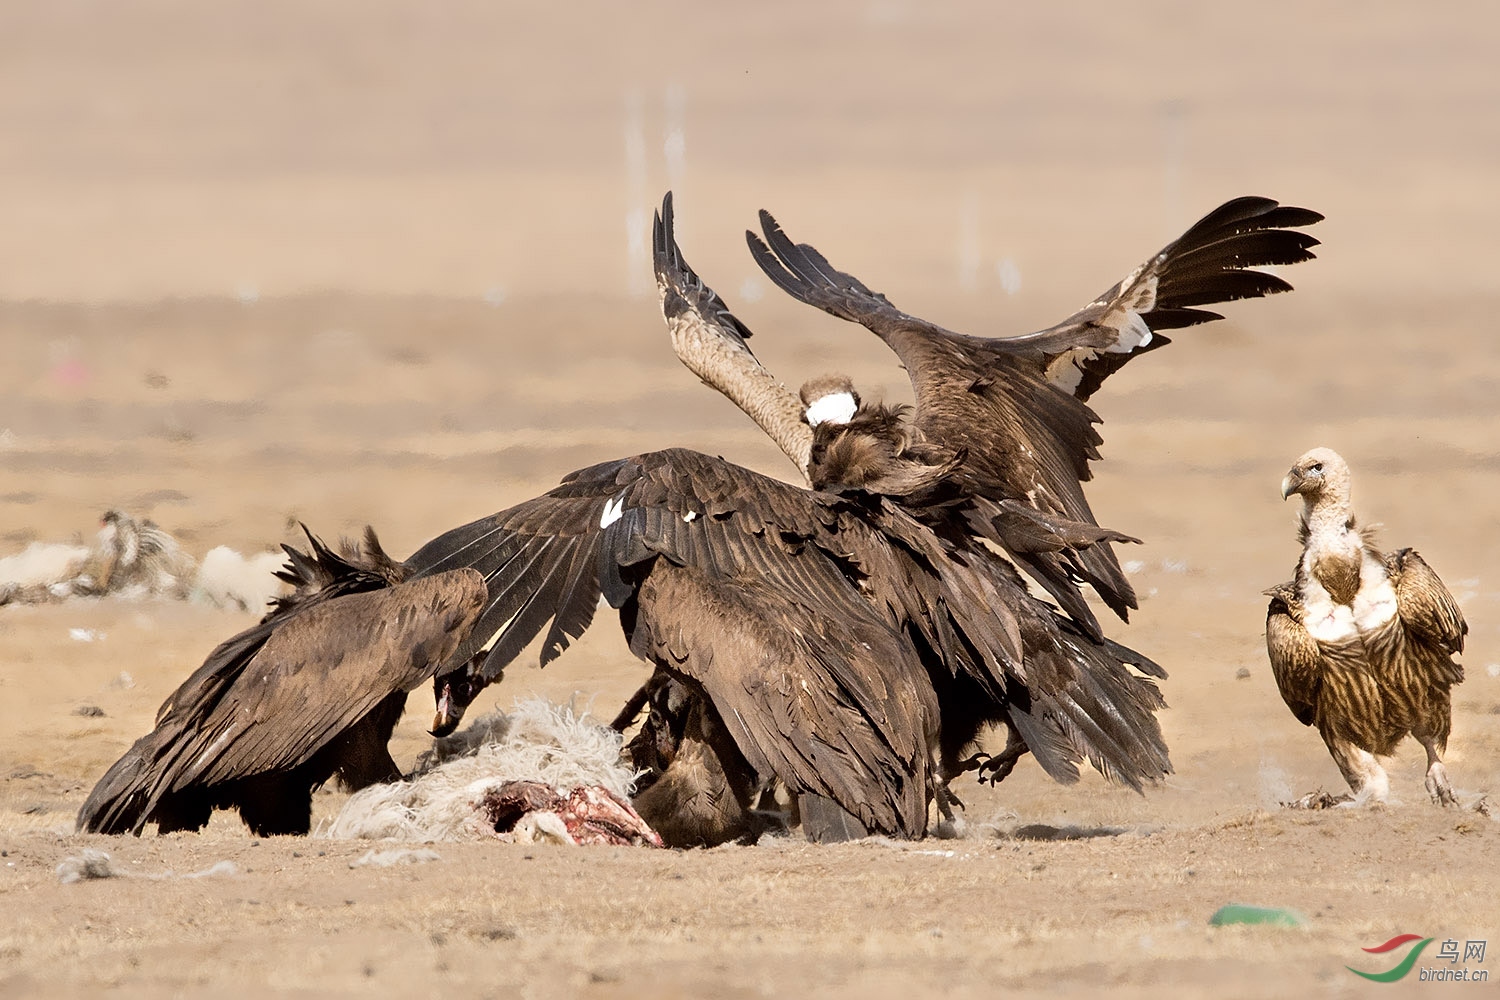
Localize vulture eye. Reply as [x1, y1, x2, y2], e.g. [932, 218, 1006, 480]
[1308, 463, 1323, 475]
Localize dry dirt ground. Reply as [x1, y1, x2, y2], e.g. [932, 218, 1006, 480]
[2, 3, 1500, 997]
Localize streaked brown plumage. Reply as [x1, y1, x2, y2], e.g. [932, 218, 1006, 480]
[748, 196, 1322, 638]
[1267, 448, 1467, 804]
[76, 533, 487, 836]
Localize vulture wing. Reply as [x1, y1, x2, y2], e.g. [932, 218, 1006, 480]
[1388, 548, 1467, 661]
[631, 563, 935, 838]
[77, 569, 486, 834]
[406, 447, 939, 837]
[1264, 582, 1322, 727]
[748, 199, 1319, 631]
[654, 192, 813, 477]
[748, 209, 1135, 630]
[1014, 198, 1323, 400]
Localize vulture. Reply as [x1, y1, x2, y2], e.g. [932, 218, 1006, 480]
[1266, 447, 1467, 805]
[400, 447, 953, 846]
[77, 532, 487, 836]
[627, 194, 1171, 803]
[748, 197, 1323, 639]
[408, 198, 1184, 844]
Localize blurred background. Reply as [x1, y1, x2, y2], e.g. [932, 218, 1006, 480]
[2, 0, 1499, 649]
[3, 9, 1499, 988]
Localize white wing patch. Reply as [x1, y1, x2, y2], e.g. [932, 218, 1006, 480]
[1109, 311, 1153, 353]
[599, 495, 627, 529]
[805, 392, 857, 427]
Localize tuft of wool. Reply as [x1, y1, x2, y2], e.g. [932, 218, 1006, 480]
[193, 546, 286, 612]
[324, 698, 638, 842]
[57, 849, 121, 884]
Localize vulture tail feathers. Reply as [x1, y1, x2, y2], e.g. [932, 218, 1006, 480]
[1024, 628, 1171, 792]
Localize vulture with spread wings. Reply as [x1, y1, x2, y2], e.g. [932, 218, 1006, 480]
[748, 197, 1322, 638]
[646, 193, 1171, 798]
[402, 447, 956, 846]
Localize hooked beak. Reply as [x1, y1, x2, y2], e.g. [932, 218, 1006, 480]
[430, 661, 490, 738]
[1280, 471, 1301, 501]
[431, 683, 464, 738]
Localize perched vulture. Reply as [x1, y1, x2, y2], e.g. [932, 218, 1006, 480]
[748, 197, 1322, 638]
[641, 194, 1171, 803]
[77, 533, 486, 836]
[1267, 448, 1466, 804]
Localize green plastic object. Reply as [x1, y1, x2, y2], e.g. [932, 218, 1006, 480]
[1209, 905, 1306, 928]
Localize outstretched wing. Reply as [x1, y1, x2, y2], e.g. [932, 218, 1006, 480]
[1264, 582, 1321, 727]
[748, 199, 1319, 630]
[1015, 198, 1322, 400]
[1388, 548, 1468, 659]
[749, 210, 1132, 630]
[654, 192, 813, 476]
[403, 448, 845, 676]
[406, 447, 939, 836]
[77, 570, 486, 834]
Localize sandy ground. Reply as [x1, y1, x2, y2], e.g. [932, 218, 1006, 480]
[3, 3, 1500, 997]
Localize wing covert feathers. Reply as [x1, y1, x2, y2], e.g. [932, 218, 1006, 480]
[77, 567, 485, 835]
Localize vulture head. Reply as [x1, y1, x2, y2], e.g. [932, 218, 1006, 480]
[1280, 447, 1351, 506]
[431, 656, 490, 738]
[799, 374, 963, 502]
[799, 374, 860, 428]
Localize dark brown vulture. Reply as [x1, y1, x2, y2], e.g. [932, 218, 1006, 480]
[76, 534, 486, 836]
[636, 193, 1171, 803]
[747, 197, 1322, 639]
[1267, 447, 1467, 805]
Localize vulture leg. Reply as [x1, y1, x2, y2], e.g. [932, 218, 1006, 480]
[1414, 732, 1458, 807]
[332, 693, 406, 789]
[233, 772, 315, 837]
[152, 791, 213, 834]
[933, 781, 967, 839]
[977, 723, 1031, 787]
[1323, 734, 1390, 804]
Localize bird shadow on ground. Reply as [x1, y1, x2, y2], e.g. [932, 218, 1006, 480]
[1004, 823, 1133, 841]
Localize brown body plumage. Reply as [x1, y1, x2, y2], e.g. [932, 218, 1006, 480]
[1267, 448, 1466, 804]
[406, 445, 951, 846]
[77, 532, 487, 836]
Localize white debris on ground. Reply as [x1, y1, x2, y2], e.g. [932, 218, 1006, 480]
[57, 848, 121, 884]
[0, 510, 285, 611]
[349, 848, 442, 868]
[56, 850, 240, 883]
[325, 698, 653, 845]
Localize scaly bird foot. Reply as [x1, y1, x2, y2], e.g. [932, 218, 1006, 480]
[1425, 762, 1458, 807]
